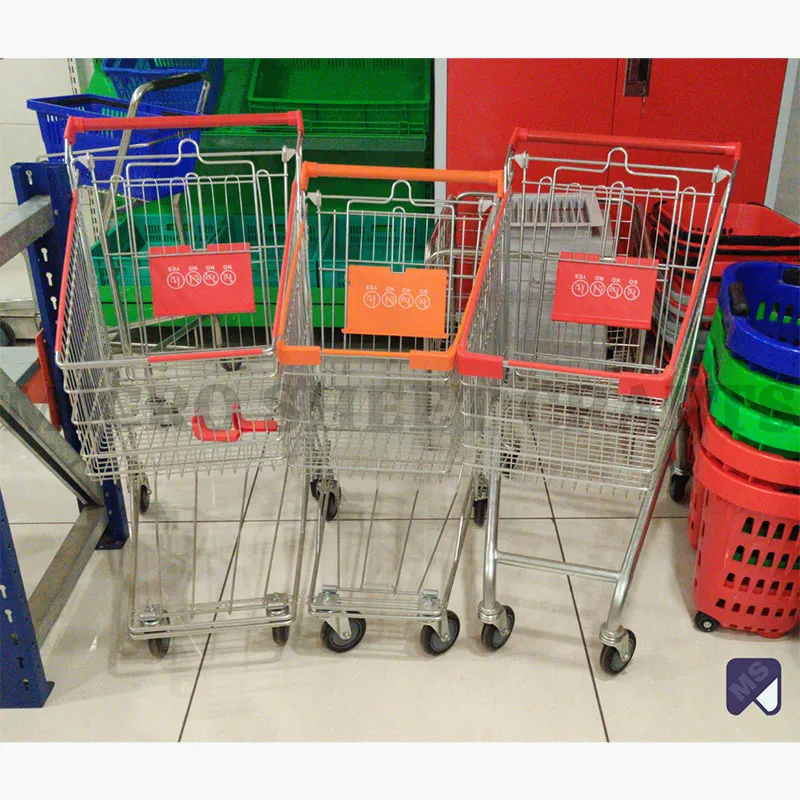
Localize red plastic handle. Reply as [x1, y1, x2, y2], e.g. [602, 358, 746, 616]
[147, 348, 264, 364]
[190, 406, 277, 443]
[64, 110, 304, 145]
[509, 127, 741, 160]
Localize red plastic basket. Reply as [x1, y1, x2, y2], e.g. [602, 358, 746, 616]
[691, 444, 800, 638]
[685, 368, 800, 550]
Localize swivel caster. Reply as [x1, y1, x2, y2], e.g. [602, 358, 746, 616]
[480, 605, 515, 651]
[321, 616, 366, 653]
[599, 629, 636, 675]
[420, 610, 461, 656]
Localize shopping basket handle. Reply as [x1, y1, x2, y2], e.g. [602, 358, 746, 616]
[64, 110, 304, 144]
[300, 162, 505, 195]
[509, 127, 741, 159]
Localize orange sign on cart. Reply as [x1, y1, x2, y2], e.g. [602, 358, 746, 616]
[150, 243, 255, 318]
[551, 252, 659, 330]
[344, 265, 448, 339]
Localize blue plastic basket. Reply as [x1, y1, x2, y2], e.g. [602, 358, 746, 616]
[102, 59, 223, 113]
[27, 94, 200, 200]
[719, 260, 800, 384]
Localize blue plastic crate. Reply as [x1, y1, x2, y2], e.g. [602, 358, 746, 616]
[102, 58, 223, 114]
[27, 94, 200, 200]
[719, 260, 800, 384]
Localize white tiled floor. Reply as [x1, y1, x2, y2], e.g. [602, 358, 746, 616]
[0, 418, 797, 741]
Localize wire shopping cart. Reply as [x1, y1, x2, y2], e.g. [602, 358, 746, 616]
[55, 111, 306, 655]
[276, 163, 507, 654]
[458, 129, 739, 673]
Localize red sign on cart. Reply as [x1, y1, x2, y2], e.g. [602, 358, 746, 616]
[551, 252, 659, 330]
[149, 243, 255, 318]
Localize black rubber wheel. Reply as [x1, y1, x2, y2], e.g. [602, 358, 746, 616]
[473, 498, 487, 526]
[272, 625, 290, 646]
[320, 616, 367, 653]
[148, 636, 170, 659]
[310, 479, 321, 500]
[480, 605, 515, 651]
[139, 483, 151, 514]
[694, 611, 720, 633]
[222, 359, 243, 373]
[599, 629, 636, 675]
[669, 472, 690, 503]
[501, 440, 520, 476]
[0, 320, 16, 347]
[420, 610, 461, 656]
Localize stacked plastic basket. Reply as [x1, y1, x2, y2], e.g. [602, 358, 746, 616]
[686, 260, 800, 638]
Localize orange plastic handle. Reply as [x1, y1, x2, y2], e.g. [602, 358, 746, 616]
[509, 127, 741, 160]
[64, 110, 304, 145]
[300, 162, 504, 195]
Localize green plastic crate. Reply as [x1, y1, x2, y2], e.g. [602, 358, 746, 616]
[246, 59, 431, 145]
[703, 324, 800, 458]
[708, 311, 800, 422]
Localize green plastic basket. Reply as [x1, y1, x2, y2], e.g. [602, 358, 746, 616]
[246, 59, 431, 146]
[708, 311, 800, 422]
[703, 323, 800, 458]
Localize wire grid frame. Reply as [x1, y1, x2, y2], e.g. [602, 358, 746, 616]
[462, 146, 729, 491]
[57, 137, 299, 480]
[128, 464, 304, 641]
[306, 469, 472, 622]
[280, 183, 502, 477]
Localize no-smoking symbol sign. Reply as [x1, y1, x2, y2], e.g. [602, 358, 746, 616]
[589, 281, 605, 298]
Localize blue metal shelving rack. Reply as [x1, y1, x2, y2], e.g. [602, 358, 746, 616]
[0, 161, 129, 708]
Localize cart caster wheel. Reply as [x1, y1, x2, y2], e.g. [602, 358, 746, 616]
[321, 485, 341, 520]
[139, 482, 151, 514]
[473, 498, 487, 526]
[694, 611, 720, 633]
[480, 605, 515, 651]
[420, 610, 461, 656]
[321, 616, 366, 653]
[501, 441, 520, 476]
[669, 472, 690, 503]
[0, 320, 17, 347]
[148, 637, 170, 659]
[272, 625, 290, 646]
[599, 629, 636, 675]
[222, 359, 243, 372]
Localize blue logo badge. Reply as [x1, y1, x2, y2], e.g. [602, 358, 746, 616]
[726, 659, 782, 716]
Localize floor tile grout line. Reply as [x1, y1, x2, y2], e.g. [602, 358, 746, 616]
[542, 477, 611, 743]
[177, 532, 243, 742]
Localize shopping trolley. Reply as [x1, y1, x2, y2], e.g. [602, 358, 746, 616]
[55, 111, 306, 655]
[276, 162, 507, 654]
[458, 129, 739, 673]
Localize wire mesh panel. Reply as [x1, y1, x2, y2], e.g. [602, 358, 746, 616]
[55, 115, 303, 480]
[277, 163, 506, 477]
[461, 134, 735, 491]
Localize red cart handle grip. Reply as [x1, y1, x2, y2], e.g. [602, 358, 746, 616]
[509, 127, 740, 160]
[64, 110, 304, 145]
[191, 405, 278, 443]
